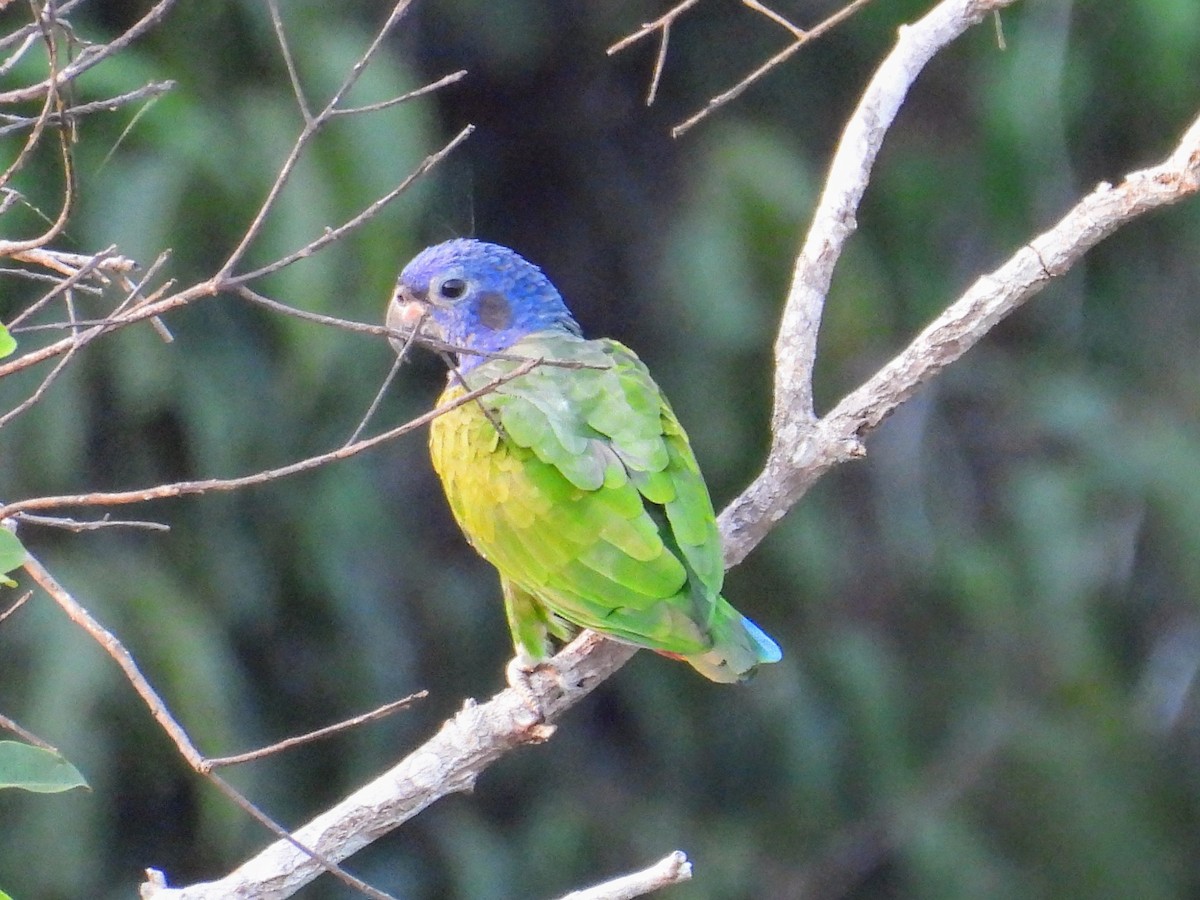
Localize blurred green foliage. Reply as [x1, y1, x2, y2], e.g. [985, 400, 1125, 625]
[2, 0, 1200, 898]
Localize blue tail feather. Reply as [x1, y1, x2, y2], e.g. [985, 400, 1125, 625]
[742, 615, 783, 663]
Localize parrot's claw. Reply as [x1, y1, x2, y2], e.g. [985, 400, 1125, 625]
[505, 653, 564, 736]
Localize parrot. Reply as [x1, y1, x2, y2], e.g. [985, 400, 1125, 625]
[388, 238, 781, 683]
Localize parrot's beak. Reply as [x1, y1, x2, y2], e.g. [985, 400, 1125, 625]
[386, 284, 441, 352]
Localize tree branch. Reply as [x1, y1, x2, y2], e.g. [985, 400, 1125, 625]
[141, 633, 640, 899]
[553, 851, 692, 900]
[719, 106, 1200, 566]
[0, 0, 180, 104]
[0, 357, 542, 520]
[770, 0, 1021, 439]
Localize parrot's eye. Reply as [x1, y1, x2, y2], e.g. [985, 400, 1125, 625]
[436, 277, 467, 301]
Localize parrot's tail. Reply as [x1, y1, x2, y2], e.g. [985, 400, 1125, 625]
[683, 599, 782, 683]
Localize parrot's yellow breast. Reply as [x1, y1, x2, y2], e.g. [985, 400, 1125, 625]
[429, 383, 563, 564]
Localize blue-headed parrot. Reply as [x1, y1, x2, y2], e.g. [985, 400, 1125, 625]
[388, 239, 780, 682]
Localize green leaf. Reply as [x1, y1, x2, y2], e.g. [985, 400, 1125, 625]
[0, 323, 14, 359]
[0, 529, 25, 587]
[0, 741, 89, 793]
[0, 887, 12, 900]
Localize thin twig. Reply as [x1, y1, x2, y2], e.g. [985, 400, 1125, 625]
[13, 512, 170, 532]
[0, 80, 176, 138]
[22, 553, 394, 900]
[207, 692, 428, 769]
[216, 0, 416, 280]
[5, 245, 122, 329]
[0, 15, 58, 195]
[646, 20, 670, 106]
[0, 2, 75, 251]
[0, 357, 543, 519]
[742, 0, 807, 39]
[236, 284, 608, 369]
[0, 590, 33, 626]
[345, 345, 409, 448]
[141, 633, 639, 899]
[200, 771, 399, 900]
[0, 118, 466, 381]
[0, 334, 80, 429]
[0, 710, 57, 751]
[0, 0, 181, 104]
[672, 0, 876, 136]
[9, 246, 136, 279]
[606, 0, 702, 55]
[0, 267, 102, 290]
[267, 0, 311, 123]
[0, 30, 39, 77]
[228, 124, 474, 285]
[331, 69, 468, 117]
[23, 554, 207, 768]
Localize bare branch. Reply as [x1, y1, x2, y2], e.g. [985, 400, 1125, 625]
[0, 590, 33, 627]
[772, 0, 1020, 435]
[331, 69, 468, 117]
[228, 124, 475, 285]
[0, 31, 39, 76]
[345, 344, 411, 447]
[22, 553, 393, 900]
[266, 0, 311, 123]
[22, 553, 207, 769]
[4, 246, 125, 330]
[235, 286, 608, 370]
[207, 692, 428, 769]
[0, 335, 80, 429]
[0, 357, 543, 520]
[140, 632, 639, 899]
[0, 0, 181, 104]
[742, 0, 807, 40]
[11, 513, 170, 532]
[0, 710, 57, 750]
[0, 2, 75, 253]
[0, 80, 176, 138]
[554, 851, 693, 900]
[131, 4, 1200, 897]
[671, 0, 875, 136]
[607, 0, 701, 56]
[216, 0, 417, 279]
[719, 106, 1200, 566]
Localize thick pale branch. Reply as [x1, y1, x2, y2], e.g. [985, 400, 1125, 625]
[141, 633, 639, 899]
[720, 108, 1200, 566]
[771, 0, 1021, 436]
[554, 851, 693, 900]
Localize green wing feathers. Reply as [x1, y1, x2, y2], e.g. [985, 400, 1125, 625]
[430, 332, 781, 681]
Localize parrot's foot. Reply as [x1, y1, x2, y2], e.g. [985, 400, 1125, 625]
[505, 653, 564, 738]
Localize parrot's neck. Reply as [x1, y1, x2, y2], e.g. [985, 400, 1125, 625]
[454, 319, 581, 374]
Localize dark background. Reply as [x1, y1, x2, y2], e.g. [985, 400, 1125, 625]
[3, 0, 1200, 897]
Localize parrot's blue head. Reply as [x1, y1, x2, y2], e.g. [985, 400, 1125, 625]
[389, 239, 581, 372]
